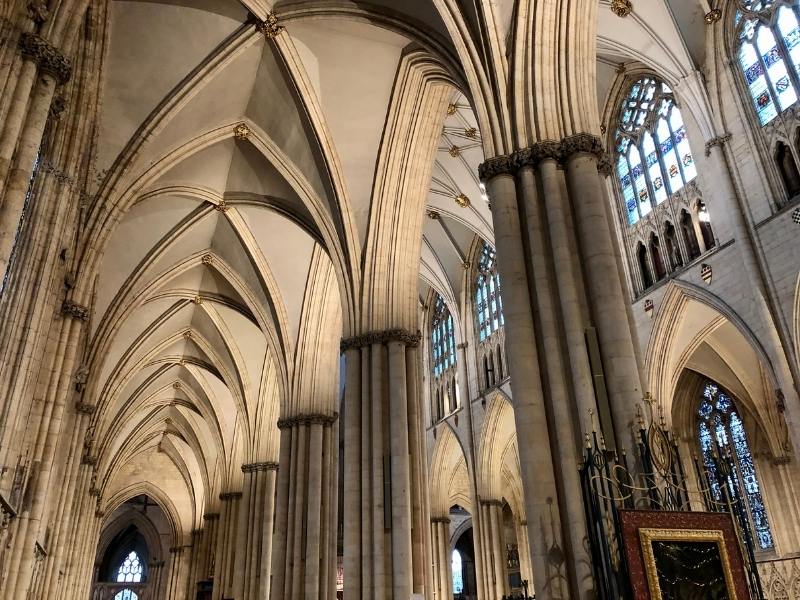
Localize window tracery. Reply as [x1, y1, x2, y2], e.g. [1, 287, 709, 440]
[614, 77, 697, 226]
[697, 381, 774, 550]
[734, 1, 800, 126]
[475, 242, 503, 341]
[116, 551, 143, 583]
[431, 296, 456, 378]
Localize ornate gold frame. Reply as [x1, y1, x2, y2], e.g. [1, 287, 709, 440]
[639, 528, 738, 600]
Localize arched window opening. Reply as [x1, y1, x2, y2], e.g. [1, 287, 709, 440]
[614, 77, 697, 226]
[116, 551, 143, 583]
[680, 209, 702, 260]
[495, 344, 503, 380]
[775, 140, 800, 196]
[475, 242, 503, 341]
[431, 296, 456, 378]
[637, 242, 653, 289]
[114, 590, 139, 600]
[487, 352, 495, 387]
[452, 549, 464, 595]
[696, 201, 716, 251]
[649, 234, 667, 281]
[697, 381, 774, 550]
[735, 1, 800, 126]
[483, 356, 491, 390]
[664, 221, 683, 270]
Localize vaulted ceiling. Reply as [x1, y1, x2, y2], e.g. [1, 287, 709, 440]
[82, 0, 712, 528]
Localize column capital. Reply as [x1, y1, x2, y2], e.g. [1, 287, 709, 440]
[478, 154, 515, 181]
[479, 135, 608, 182]
[277, 413, 338, 429]
[340, 328, 421, 351]
[241, 461, 279, 472]
[18, 32, 71, 84]
[481, 499, 504, 507]
[704, 133, 732, 156]
[219, 491, 242, 501]
[61, 299, 90, 321]
[202, 512, 220, 521]
[559, 133, 605, 162]
[168, 545, 184, 554]
[431, 516, 451, 524]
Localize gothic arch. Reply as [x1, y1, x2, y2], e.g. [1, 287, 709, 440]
[646, 281, 790, 460]
[429, 424, 471, 516]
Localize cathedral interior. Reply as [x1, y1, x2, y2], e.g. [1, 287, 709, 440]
[1, 0, 800, 599]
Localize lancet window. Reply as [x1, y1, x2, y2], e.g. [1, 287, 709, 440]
[431, 296, 456, 378]
[614, 77, 697, 226]
[475, 242, 503, 341]
[735, 1, 800, 126]
[697, 381, 774, 550]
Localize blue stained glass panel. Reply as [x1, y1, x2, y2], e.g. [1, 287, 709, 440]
[778, 6, 800, 82]
[697, 382, 774, 550]
[758, 25, 798, 111]
[740, 42, 778, 124]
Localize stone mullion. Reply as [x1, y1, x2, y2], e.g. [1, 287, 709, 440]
[39, 403, 94, 596]
[479, 162, 568, 599]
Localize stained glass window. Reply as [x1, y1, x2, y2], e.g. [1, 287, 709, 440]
[116, 551, 143, 583]
[735, 1, 800, 125]
[452, 550, 464, 594]
[697, 381, 774, 549]
[114, 590, 138, 600]
[475, 242, 503, 341]
[432, 296, 456, 377]
[613, 77, 697, 225]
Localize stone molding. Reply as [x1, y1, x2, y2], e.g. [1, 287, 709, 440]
[431, 516, 451, 524]
[18, 32, 71, 84]
[478, 134, 608, 181]
[202, 512, 220, 521]
[241, 461, 279, 473]
[276, 413, 339, 430]
[81, 455, 97, 466]
[481, 499, 504, 507]
[219, 491, 242, 501]
[62, 300, 89, 321]
[88, 487, 101, 497]
[169, 546, 184, 554]
[75, 401, 96, 414]
[704, 133, 732, 156]
[340, 328, 421, 351]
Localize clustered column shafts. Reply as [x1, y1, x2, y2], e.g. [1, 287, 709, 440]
[479, 133, 645, 600]
[212, 491, 242, 600]
[270, 413, 338, 600]
[430, 516, 453, 600]
[340, 329, 428, 599]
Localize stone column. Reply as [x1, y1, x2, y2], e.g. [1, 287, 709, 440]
[270, 414, 338, 600]
[340, 329, 425, 599]
[431, 517, 453, 600]
[232, 463, 277, 600]
[212, 491, 241, 600]
[478, 159, 569, 599]
[485, 500, 507, 599]
[518, 157, 593, 597]
[557, 135, 643, 453]
[0, 33, 71, 278]
[165, 546, 189, 600]
[3, 298, 88, 598]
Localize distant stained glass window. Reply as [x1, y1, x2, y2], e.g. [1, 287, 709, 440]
[697, 381, 774, 549]
[432, 296, 456, 377]
[735, 0, 800, 124]
[116, 551, 143, 583]
[475, 242, 503, 341]
[614, 77, 696, 225]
